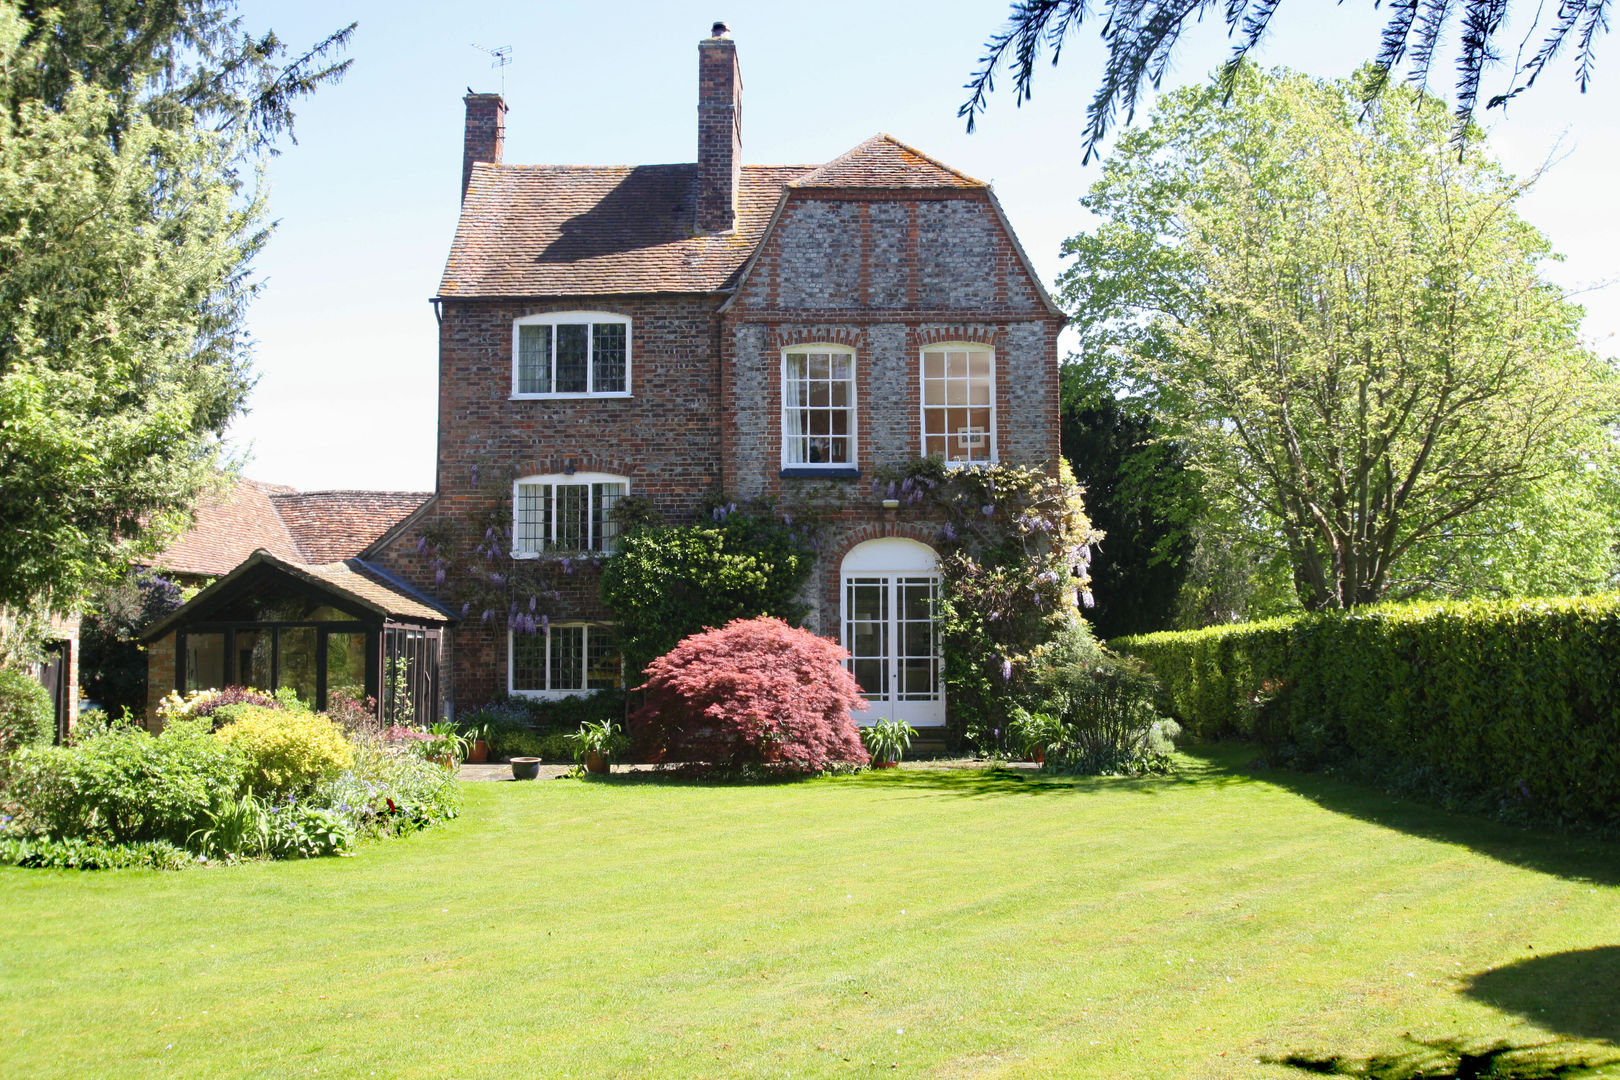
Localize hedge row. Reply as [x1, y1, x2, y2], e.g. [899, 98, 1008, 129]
[1114, 596, 1620, 830]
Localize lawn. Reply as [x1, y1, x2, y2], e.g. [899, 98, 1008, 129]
[2, 746, 1617, 1079]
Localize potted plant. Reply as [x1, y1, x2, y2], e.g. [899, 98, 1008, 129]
[423, 721, 470, 770]
[567, 718, 628, 775]
[861, 718, 917, 769]
[1008, 708, 1066, 766]
[459, 719, 491, 764]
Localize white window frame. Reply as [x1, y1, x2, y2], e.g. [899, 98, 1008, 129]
[511, 473, 629, 557]
[920, 343, 997, 465]
[780, 344, 858, 472]
[508, 623, 622, 699]
[511, 311, 632, 399]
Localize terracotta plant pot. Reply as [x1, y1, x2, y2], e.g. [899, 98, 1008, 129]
[583, 750, 610, 775]
[510, 756, 542, 780]
[468, 739, 489, 764]
[873, 758, 899, 770]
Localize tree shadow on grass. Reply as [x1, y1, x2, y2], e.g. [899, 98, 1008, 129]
[829, 746, 1261, 799]
[1265, 1035, 1617, 1078]
[579, 750, 1255, 798]
[1184, 746, 1620, 888]
[1461, 947, 1620, 1045]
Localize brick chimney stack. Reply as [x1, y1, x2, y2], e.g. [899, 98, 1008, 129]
[462, 92, 507, 202]
[696, 22, 741, 234]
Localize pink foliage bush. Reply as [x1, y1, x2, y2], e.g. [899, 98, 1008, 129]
[631, 617, 870, 775]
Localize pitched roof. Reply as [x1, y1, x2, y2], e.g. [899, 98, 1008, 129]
[296, 559, 453, 624]
[153, 479, 304, 577]
[142, 550, 455, 641]
[270, 491, 435, 565]
[789, 134, 986, 190]
[437, 163, 813, 298]
[147, 479, 430, 577]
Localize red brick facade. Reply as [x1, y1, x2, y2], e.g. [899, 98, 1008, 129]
[372, 29, 1065, 717]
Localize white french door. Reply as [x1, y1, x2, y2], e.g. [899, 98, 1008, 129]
[842, 571, 944, 727]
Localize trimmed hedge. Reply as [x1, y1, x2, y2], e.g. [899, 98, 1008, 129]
[1115, 596, 1620, 830]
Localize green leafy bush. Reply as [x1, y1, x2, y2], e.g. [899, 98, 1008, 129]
[187, 794, 269, 860]
[0, 666, 53, 755]
[1004, 707, 1067, 762]
[1116, 595, 1620, 828]
[214, 706, 353, 796]
[861, 718, 917, 765]
[1038, 654, 1179, 775]
[8, 719, 245, 845]
[468, 692, 625, 761]
[565, 718, 629, 764]
[313, 739, 461, 837]
[266, 803, 351, 858]
[0, 836, 193, 870]
[486, 728, 575, 762]
[600, 506, 815, 678]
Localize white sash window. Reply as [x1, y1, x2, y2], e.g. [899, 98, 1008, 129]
[921, 345, 995, 464]
[782, 346, 856, 470]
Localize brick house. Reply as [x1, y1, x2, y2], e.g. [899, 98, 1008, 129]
[361, 23, 1064, 734]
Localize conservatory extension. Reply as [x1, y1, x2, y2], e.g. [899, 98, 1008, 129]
[142, 550, 455, 726]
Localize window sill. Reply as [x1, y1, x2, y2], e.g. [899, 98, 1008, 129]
[507, 688, 616, 700]
[508, 550, 613, 560]
[510, 392, 632, 401]
[780, 467, 860, 479]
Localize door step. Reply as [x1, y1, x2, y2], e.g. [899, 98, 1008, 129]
[907, 726, 951, 759]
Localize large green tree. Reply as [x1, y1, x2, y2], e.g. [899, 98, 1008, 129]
[1059, 65, 1620, 611]
[1059, 362, 1199, 638]
[0, 1, 349, 612]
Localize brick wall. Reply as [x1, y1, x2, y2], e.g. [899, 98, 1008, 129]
[374, 293, 727, 712]
[146, 632, 175, 730]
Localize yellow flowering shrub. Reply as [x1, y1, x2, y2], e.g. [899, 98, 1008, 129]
[214, 706, 353, 796]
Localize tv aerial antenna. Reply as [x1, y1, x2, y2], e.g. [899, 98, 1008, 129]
[471, 43, 514, 95]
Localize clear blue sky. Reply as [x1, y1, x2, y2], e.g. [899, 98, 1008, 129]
[229, 0, 1620, 492]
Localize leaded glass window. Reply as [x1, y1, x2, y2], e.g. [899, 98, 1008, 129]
[513, 475, 628, 555]
[510, 624, 622, 696]
[512, 314, 631, 397]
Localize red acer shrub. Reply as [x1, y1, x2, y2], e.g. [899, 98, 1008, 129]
[631, 617, 870, 775]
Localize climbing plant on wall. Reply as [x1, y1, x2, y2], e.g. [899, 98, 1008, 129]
[875, 458, 1103, 748]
